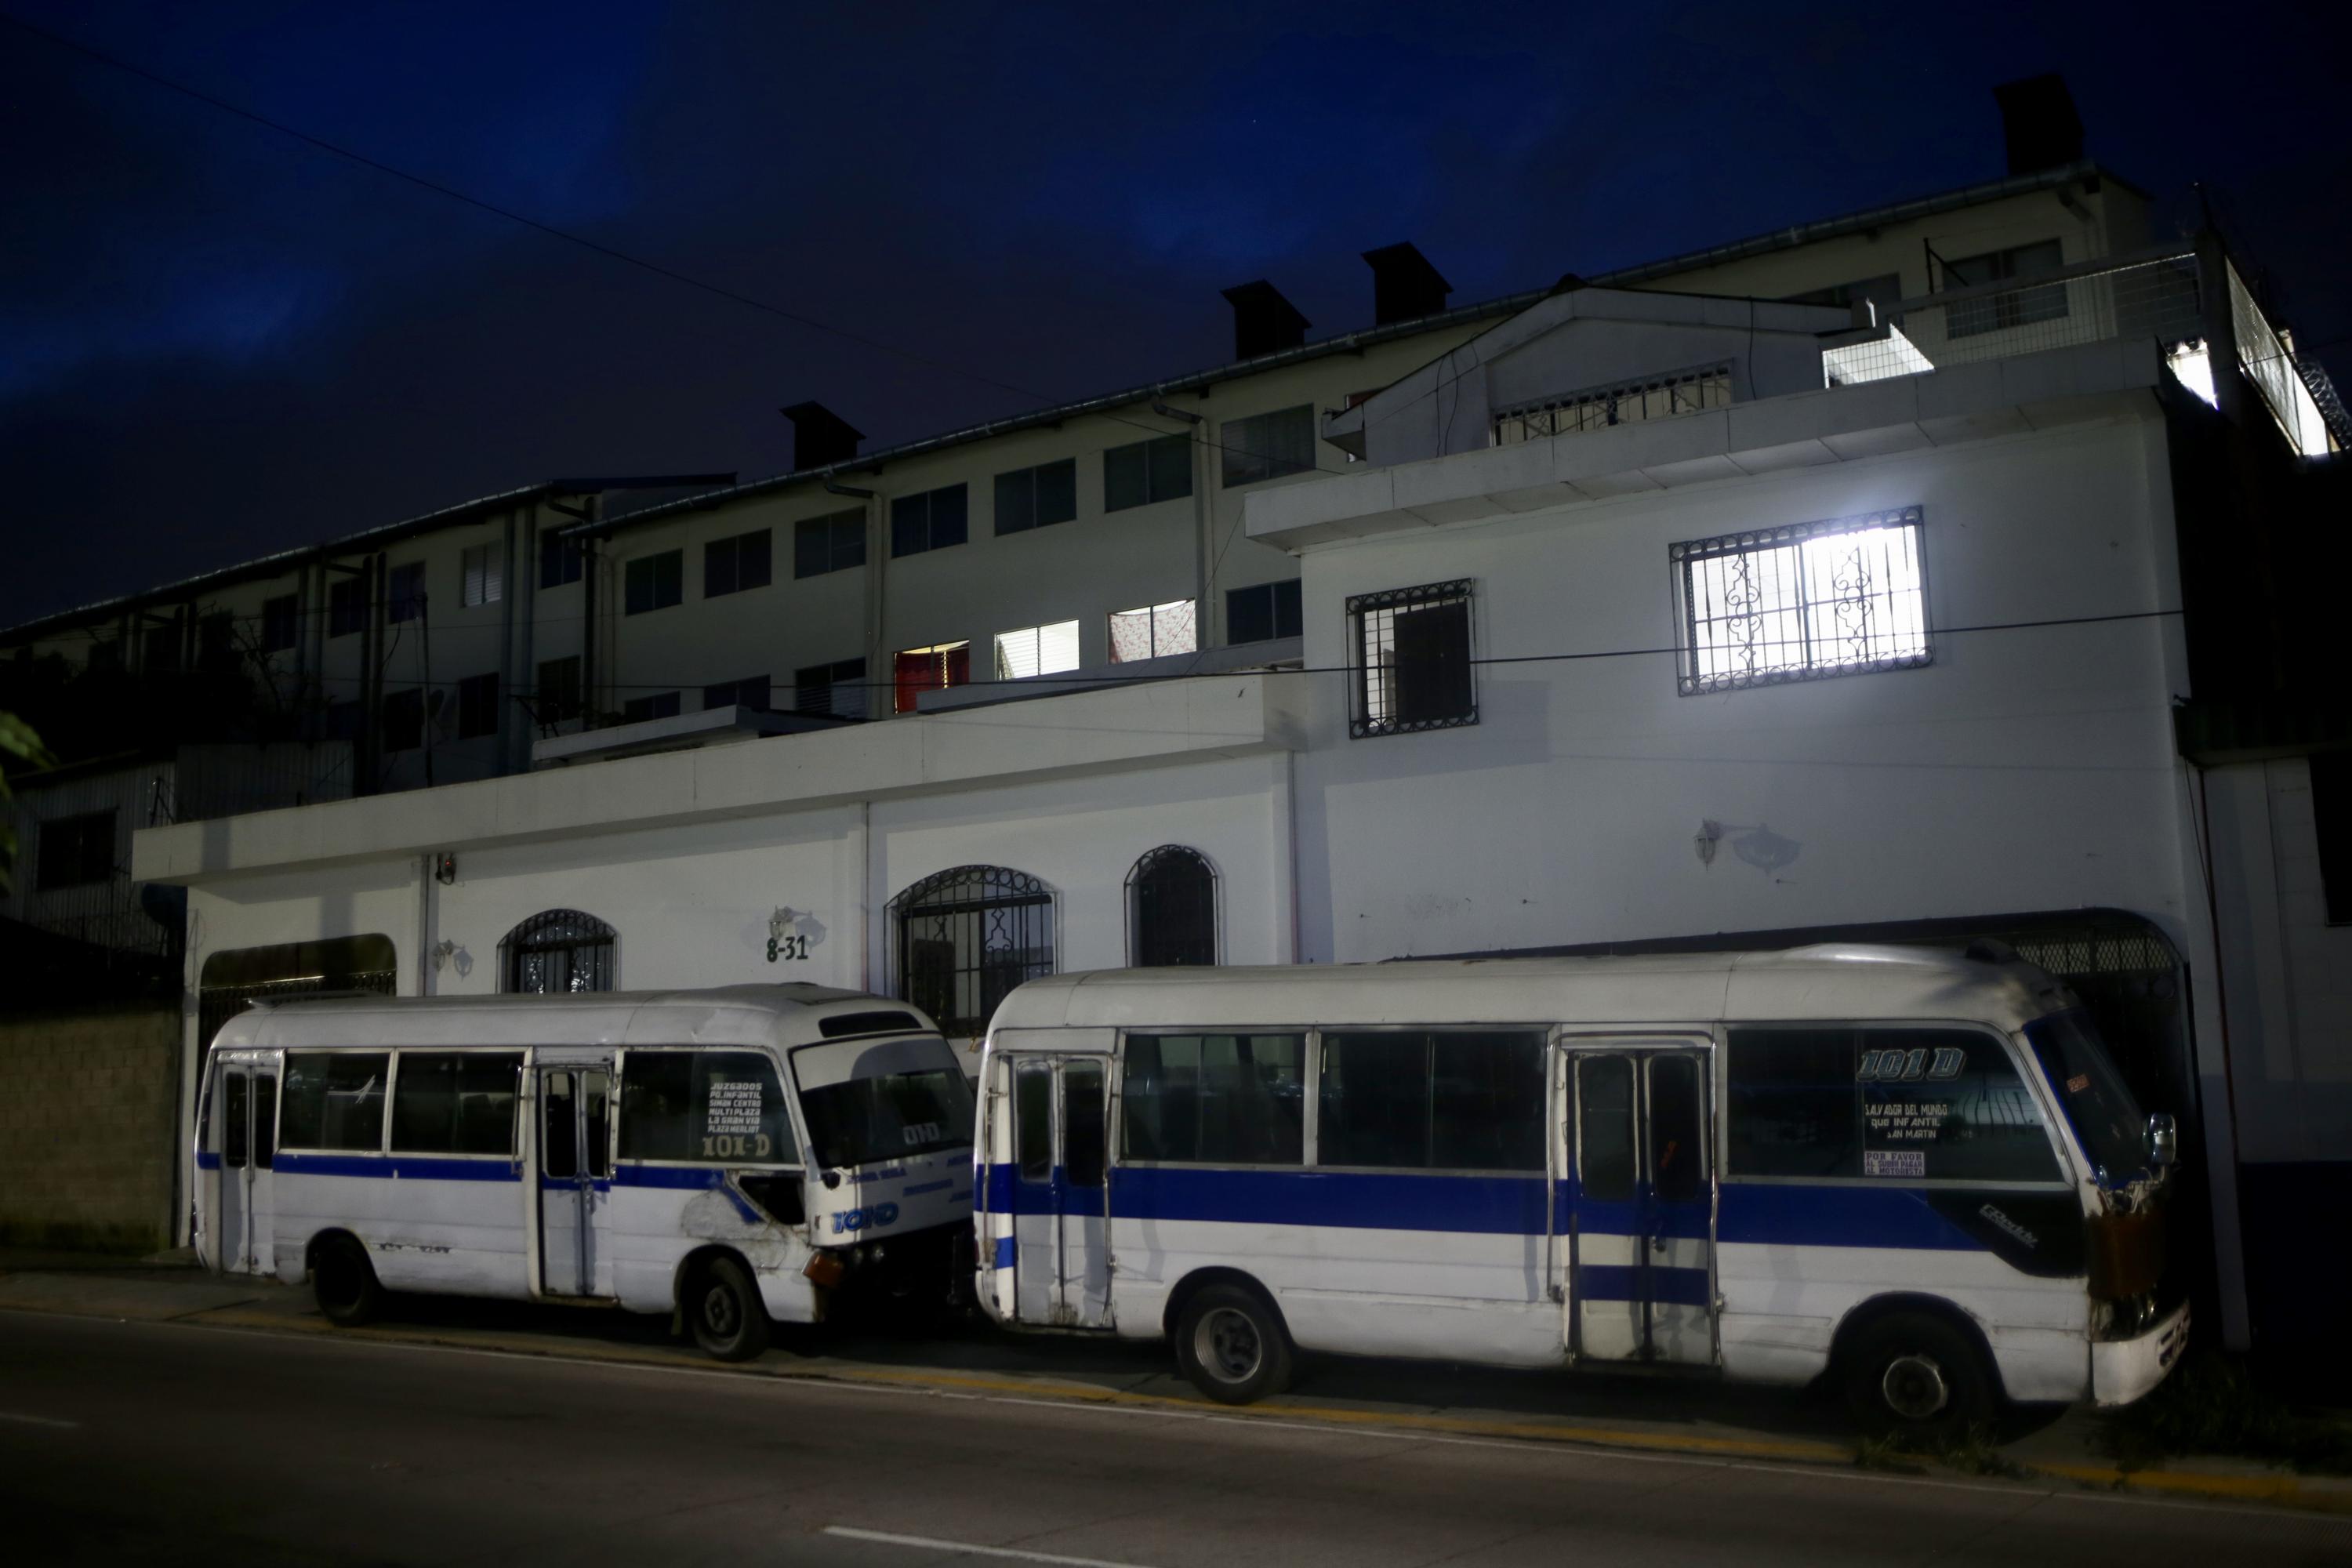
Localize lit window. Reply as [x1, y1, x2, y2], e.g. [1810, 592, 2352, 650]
[995, 620, 1081, 680]
[460, 543, 503, 608]
[895, 641, 970, 713]
[1494, 365, 1730, 445]
[1673, 507, 1929, 695]
[1349, 580, 1475, 738]
[1109, 601, 1196, 663]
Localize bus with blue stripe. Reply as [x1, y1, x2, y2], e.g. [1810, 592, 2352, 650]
[194, 985, 973, 1359]
[974, 945, 2187, 1436]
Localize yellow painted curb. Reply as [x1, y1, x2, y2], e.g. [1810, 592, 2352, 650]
[2025, 1459, 2352, 1513]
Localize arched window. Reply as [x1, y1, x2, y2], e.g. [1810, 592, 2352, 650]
[1127, 846, 1218, 967]
[890, 866, 1054, 1039]
[501, 909, 616, 993]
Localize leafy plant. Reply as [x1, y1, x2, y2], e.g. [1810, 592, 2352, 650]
[0, 709, 59, 895]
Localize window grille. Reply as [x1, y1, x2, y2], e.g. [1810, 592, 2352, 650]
[1493, 365, 1730, 445]
[1109, 600, 1196, 662]
[1673, 506, 1929, 695]
[890, 866, 1054, 1040]
[1348, 579, 1476, 738]
[501, 909, 616, 994]
[1127, 846, 1217, 967]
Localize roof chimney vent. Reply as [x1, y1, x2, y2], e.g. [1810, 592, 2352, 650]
[1361, 241, 1452, 326]
[1220, 279, 1311, 360]
[1993, 74, 2084, 176]
[780, 402, 863, 470]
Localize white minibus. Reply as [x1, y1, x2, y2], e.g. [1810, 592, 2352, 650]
[194, 984, 974, 1359]
[975, 945, 2187, 1436]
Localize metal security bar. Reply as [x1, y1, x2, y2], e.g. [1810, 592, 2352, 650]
[1494, 364, 1731, 445]
[891, 865, 1054, 1040]
[1674, 508, 1929, 695]
[500, 908, 616, 993]
[1349, 579, 1477, 738]
[1824, 252, 2204, 386]
[1127, 845, 1218, 967]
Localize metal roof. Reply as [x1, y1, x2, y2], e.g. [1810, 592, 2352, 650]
[2, 474, 734, 641]
[575, 161, 2127, 541]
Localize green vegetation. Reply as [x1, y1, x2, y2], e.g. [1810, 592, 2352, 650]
[1, 708, 59, 894]
[2102, 1352, 2352, 1475]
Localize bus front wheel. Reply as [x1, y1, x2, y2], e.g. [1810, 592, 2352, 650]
[689, 1256, 771, 1362]
[313, 1237, 383, 1327]
[1174, 1283, 1292, 1406]
[1842, 1311, 1994, 1442]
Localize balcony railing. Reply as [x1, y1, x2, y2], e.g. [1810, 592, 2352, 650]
[1823, 244, 2347, 459]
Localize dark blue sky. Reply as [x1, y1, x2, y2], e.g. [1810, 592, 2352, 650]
[4, 1, 2346, 628]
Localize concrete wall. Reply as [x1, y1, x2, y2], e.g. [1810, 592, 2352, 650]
[0, 1004, 182, 1253]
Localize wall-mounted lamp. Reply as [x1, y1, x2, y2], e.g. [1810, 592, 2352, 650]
[432, 938, 458, 971]
[435, 852, 457, 885]
[1693, 820, 1722, 866]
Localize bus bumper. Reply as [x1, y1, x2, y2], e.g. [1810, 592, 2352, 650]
[2091, 1298, 2190, 1407]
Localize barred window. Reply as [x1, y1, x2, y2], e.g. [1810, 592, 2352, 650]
[1673, 507, 1929, 695]
[502, 908, 615, 993]
[1348, 579, 1475, 738]
[1493, 365, 1730, 445]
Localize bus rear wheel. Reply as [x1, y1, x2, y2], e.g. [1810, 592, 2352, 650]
[313, 1236, 383, 1327]
[689, 1256, 771, 1362]
[1842, 1311, 1994, 1443]
[1174, 1283, 1292, 1406]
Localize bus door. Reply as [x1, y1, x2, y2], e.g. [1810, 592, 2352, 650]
[1005, 1054, 1111, 1328]
[214, 1055, 279, 1275]
[533, 1058, 614, 1298]
[1560, 1040, 1718, 1366]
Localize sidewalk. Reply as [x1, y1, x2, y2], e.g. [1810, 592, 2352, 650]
[3, 1253, 2346, 1515]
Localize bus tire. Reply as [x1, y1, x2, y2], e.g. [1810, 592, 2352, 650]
[1174, 1283, 1291, 1406]
[1842, 1310, 1994, 1442]
[313, 1236, 383, 1327]
[688, 1255, 771, 1363]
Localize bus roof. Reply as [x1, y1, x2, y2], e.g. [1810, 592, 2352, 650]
[987, 945, 2074, 1036]
[208, 984, 942, 1053]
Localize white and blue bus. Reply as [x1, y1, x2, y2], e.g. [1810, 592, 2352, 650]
[194, 984, 974, 1359]
[975, 946, 2187, 1436]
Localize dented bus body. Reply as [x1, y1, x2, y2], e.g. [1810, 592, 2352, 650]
[975, 946, 2187, 1436]
[194, 985, 973, 1359]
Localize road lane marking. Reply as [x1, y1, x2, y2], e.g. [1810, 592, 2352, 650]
[822, 1526, 1157, 1566]
[0, 1411, 81, 1428]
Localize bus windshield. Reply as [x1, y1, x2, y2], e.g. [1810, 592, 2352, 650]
[2023, 1010, 2148, 1185]
[792, 1036, 974, 1169]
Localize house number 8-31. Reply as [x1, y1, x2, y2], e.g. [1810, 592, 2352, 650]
[767, 934, 810, 962]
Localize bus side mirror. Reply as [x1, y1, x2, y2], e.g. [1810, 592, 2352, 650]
[821, 1169, 842, 1190]
[2147, 1113, 2178, 1170]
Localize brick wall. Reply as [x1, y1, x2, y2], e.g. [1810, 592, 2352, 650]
[0, 1004, 181, 1253]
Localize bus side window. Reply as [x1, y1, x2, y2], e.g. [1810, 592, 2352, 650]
[1577, 1056, 1635, 1202]
[1648, 1056, 1702, 1202]
[1015, 1062, 1052, 1182]
[544, 1074, 579, 1178]
[223, 1073, 249, 1171]
[1065, 1062, 1105, 1188]
[583, 1071, 612, 1179]
[254, 1075, 278, 1170]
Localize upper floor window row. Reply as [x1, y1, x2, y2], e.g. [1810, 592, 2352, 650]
[387, 561, 426, 625]
[996, 459, 1077, 535]
[1493, 364, 1730, 445]
[891, 484, 968, 558]
[1220, 405, 1317, 488]
[1105, 434, 1193, 513]
[795, 509, 866, 579]
[1674, 507, 1928, 696]
[624, 550, 683, 615]
[540, 529, 583, 590]
[461, 543, 503, 608]
[703, 528, 771, 598]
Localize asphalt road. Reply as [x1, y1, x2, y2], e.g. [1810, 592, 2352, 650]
[3, 1311, 2345, 1566]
